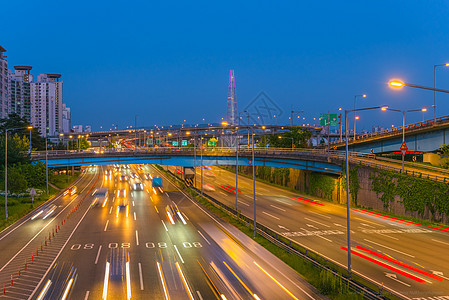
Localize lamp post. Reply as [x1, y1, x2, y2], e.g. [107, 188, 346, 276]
[134, 115, 138, 152]
[389, 80, 449, 94]
[200, 136, 203, 198]
[251, 126, 256, 238]
[45, 134, 49, 196]
[382, 107, 428, 172]
[28, 126, 33, 154]
[434, 63, 449, 123]
[290, 107, 304, 127]
[353, 94, 367, 139]
[345, 105, 387, 278]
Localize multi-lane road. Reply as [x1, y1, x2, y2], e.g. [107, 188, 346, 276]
[177, 165, 449, 300]
[0, 164, 324, 299]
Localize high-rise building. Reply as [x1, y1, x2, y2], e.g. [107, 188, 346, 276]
[0, 45, 8, 119]
[72, 125, 83, 133]
[8, 66, 33, 120]
[226, 70, 237, 125]
[62, 103, 71, 133]
[30, 73, 63, 136]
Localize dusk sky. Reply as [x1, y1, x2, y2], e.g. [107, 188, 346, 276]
[2, 0, 449, 130]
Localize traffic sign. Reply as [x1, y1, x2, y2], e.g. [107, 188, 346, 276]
[400, 142, 408, 156]
[248, 159, 252, 165]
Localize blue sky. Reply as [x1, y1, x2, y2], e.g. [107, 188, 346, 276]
[2, 0, 449, 131]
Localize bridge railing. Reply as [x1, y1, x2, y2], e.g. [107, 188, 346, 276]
[329, 114, 449, 146]
[30, 147, 376, 160]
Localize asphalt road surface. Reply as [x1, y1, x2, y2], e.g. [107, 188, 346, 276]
[0, 164, 325, 300]
[174, 165, 449, 300]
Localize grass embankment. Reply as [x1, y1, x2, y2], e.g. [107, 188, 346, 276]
[0, 172, 80, 232]
[155, 165, 381, 300]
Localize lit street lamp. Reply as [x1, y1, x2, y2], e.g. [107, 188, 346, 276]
[353, 94, 366, 139]
[28, 126, 33, 154]
[389, 80, 449, 94]
[382, 107, 428, 172]
[344, 105, 387, 278]
[434, 63, 449, 123]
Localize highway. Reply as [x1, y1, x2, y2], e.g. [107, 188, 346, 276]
[176, 165, 449, 300]
[0, 164, 324, 300]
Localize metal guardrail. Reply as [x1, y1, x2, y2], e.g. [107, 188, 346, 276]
[329, 114, 449, 146]
[30, 147, 376, 160]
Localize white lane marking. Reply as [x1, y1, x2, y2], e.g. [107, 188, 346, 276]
[196, 291, 203, 300]
[275, 198, 292, 206]
[138, 263, 144, 290]
[270, 205, 286, 212]
[244, 194, 252, 199]
[95, 246, 102, 264]
[134, 212, 137, 221]
[182, 212, 190, 220]
[354, 217, 385, 227]
[377, 232, 399, 240]
[360, 223, 375, 228]
[238, 200, 250, 207]
[306, 224, 318, 229]
[333, 223, 346, 228]
[278, 225, 290, 231]
[136, 230, 140, 246]
[161, 220, 168, 232]
[363, 239, 415, 258]
[84, 291, 90, 300]
[385, 273, 411, 287]
[300, 228, 333, 243]
[174, 245, 184, 263]
[219, 191, 227, 196]
[0, 172, 97, 274]
[132, 201, 135, 207]
[263, 211, 280, 220]
[29, 200, 95, 299]
[432, 238, 449, 246]
[104, 220, 109, 232]
[304, 217, 330, 228]
[109, 207, 112, 214]
[309, 211, 330, 219]
[197, 230, 211, 245]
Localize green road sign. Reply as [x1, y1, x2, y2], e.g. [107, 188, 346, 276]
[182, 140, 187, 146]
[320, 113, 338, 126]
[207, 140, 217, 146]
[172, 141, 179, 146]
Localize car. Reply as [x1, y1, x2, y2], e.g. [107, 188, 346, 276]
[63, 186, 77, 196]
[133, 182, 143, 191]
[92, 187, 109, 207]
[165, 204, 186, 225]
[31, 204, 57, 220]
[120, 175, 128, 182]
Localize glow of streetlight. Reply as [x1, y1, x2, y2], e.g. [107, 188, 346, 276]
[389, 80, 404, 87]
[362, 94, 367, 98]
[221, 121, 228, 126]
[422, 108, 427, 112]
[355, 116, 360, 120]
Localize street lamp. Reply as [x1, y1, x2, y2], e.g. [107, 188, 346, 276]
[344, 105, 387, 278]
[382, 107, 428, 172]
[28, 126, 33, 154]
[389, 80, 449, 94]
[434, 63, 449, 123]
[353, 94, 366, 139]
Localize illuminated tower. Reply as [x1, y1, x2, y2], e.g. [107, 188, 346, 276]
[227, 70, 237, 125]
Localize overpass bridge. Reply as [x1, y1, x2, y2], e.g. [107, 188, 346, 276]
[329, 115, 449, 153]
[32, 148, 344, 175]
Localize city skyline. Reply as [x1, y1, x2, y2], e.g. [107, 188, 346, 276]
[1, 1, 449, 132]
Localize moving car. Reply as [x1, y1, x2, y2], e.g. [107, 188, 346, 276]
[133, 182, 143, 191]
[92, 187, 109, 207]
[31, 204, 58, 220]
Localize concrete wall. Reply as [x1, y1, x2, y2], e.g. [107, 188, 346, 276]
[228, 164, 448, 225]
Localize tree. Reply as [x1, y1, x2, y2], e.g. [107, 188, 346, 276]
[0, 134, 30, 166]
[267, 128, 312, 148]
[0, 113, 45, 150]
[3, 166, 28, 194]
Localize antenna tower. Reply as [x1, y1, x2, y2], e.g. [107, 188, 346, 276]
[227, 70, 237, 125]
